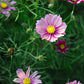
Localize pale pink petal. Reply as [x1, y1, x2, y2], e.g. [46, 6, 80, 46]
[2, 11, 9, 14]
[30, 71, 38, 78]
[36, 18, 48, 29]
[53, 15, 62, 27]
[54, 33, 64, 38]
[34, 75, 41, 79]
[57, 22, 67, 33]
[13, 78, 23, 83]
[10, 7, 16, 10]
[45, 14, 53, 25]
[49, 35, 58, 42]
[32, 79, 42, 84]
[41, 33, 51, 41]
[16, 69, 25, 79]
[25, 66, 30, 78]
[10, 1, 16, 5]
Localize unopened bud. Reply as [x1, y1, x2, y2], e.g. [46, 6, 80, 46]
[8, 48, 14, 55]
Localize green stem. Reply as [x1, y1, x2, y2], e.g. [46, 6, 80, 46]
[72, 4, 75, 14]
[9, 55, 13, 77]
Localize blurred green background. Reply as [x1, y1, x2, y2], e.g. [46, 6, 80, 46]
[0, 0, 84, 84]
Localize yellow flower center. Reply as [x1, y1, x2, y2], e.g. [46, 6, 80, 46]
[23, 78, 31, 84]
[72, 0, 77, 1]
[47, 26, 56, 34]
[1, 3, 8, 9]
[60, 44, 65, 50]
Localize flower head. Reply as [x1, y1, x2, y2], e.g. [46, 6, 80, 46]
[67, 0, 82, 5]
[36, 14, 67, 42]
[66, 80, 82, 84]
[55, 39, 69, 54]
[0, 0, 16, 17]
[13, 66, 42, 84]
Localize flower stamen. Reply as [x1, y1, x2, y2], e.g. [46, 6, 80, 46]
[47, 26, 56, 34]
[1, 2, 8, 8]
[24, 78, 31, 84]
[72, 0, 77, 1]
[60, 44, 65, 50]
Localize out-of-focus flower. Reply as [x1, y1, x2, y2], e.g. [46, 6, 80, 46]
[36, 14, 67, 42]
[81, 0, 84, 2]
[66, 80, 82, 84]
[48, 3, 54, 8]
[55, 39, 69, 54]
[8, 48, 14, 55]
[67, 0, 82, 5]
[13, 66, 42, 84]
[0, 0, 16, 17]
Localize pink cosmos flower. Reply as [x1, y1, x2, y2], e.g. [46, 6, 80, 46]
[55, 39, 69, 54]
[66, 80, 82, 84]
[36, 14, 67, 42]
[0, 0, 16, 17]
[67, 0, 82, 5]
[13, 66, 42, 84]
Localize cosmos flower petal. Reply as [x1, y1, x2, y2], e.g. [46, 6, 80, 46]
[25, 66, 30, 78]
[6, 7, 11, 11]
[45, 14, 53, 25]
[68, 0, 82, 5]
[65, 47, 69, 50]
[2, 11, 9, 14]
[5, 14, 10, 17]
[41, 33, 51, 41]
[10, 1, 16, 5]
[13, 78, 23, 83]
[57, 23, 67, 33]
[30, 71, 38, 78]
[10, 7, 16, 10]
[54, 33, 64, 38]
[49, 35, 58, 42]
[36, 25, 46, 35]
[32, 79, 42, 84]
[66, 80, 78, 84]
[78, 81, 82, 84]
[81, 0, 84, 2]
[36, 18, 48, 29]
[34, 75, 41, 79]
[16, 69, 25, 79]
[53, 15, 62, 27]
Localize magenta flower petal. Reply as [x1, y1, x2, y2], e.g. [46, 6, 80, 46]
[55, 39, 69, 54]
[16, 69, 25, 79]
[67, 0, 82, 5]
[36, 14, 67, 42]
[81, 0, 84, 2]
